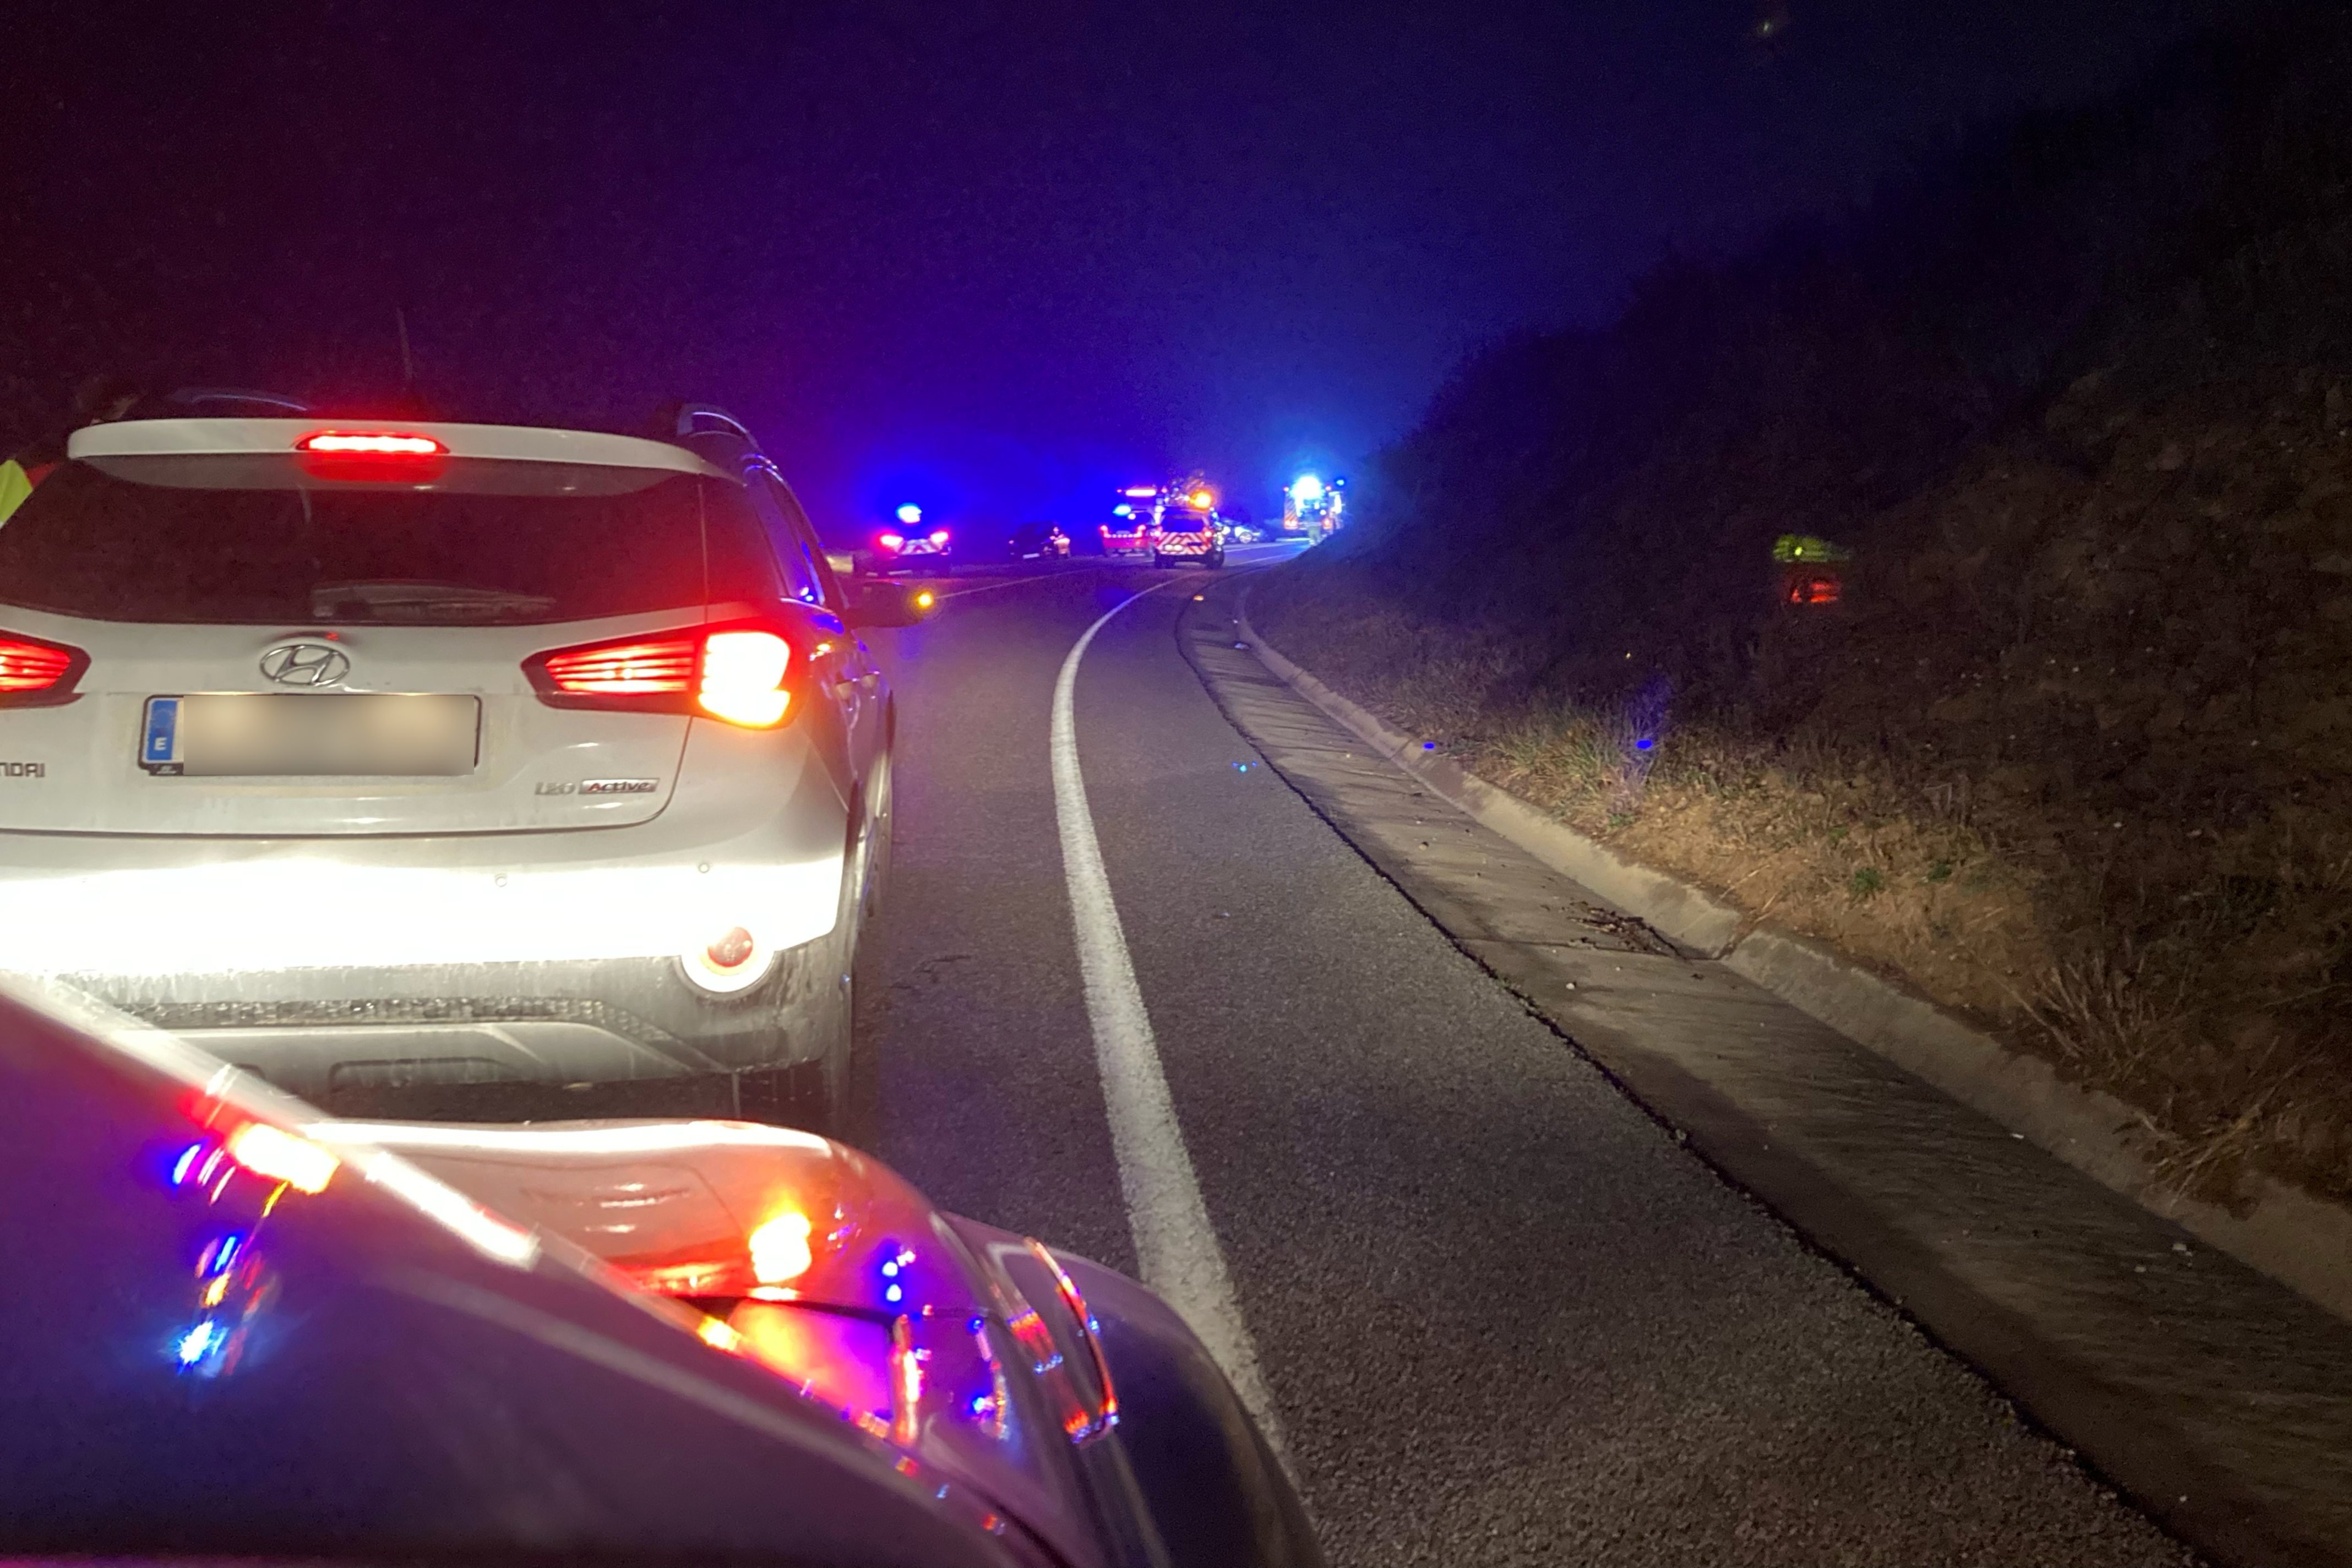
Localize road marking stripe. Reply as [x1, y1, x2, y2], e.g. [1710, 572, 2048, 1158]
[1050, 587, 1289, 1457]
[935, 570, 1076, 600]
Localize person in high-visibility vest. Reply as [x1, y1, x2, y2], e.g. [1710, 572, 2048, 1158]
[0, 375, 142, 525]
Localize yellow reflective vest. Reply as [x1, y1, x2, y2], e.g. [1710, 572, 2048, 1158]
[0, 459, 35, 526]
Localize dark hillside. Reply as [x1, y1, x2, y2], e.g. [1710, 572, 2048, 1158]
[1256, 10, 2352, 1204]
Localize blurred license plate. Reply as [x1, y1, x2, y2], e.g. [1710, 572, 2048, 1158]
[140, 694, 481, 777]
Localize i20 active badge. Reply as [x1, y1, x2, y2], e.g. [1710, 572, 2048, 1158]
[537, 778, 661, 796]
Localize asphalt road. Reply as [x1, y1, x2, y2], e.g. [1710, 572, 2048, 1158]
[854, 548, 2191, 1567]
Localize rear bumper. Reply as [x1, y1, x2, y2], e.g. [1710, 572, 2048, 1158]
[0, 760, 853, 1095]
[86, 944, 847, 1099]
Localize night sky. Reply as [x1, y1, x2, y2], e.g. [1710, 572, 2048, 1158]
[8, 1, 2225, 536]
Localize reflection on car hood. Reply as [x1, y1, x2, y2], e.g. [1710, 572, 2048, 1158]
[322, 1115, 1121, 1559]
[0, 977, 1073, 1565]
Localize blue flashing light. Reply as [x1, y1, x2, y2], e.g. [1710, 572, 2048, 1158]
[894, 503, 923, 526]
[885, 1283, 905, 1304]
[1422, 741, 1438, 750]
[880, 1259, 900, 1278]
[1634, 737, 1656, 752]
[170, 1142, 204, 1186]
[208, 1233, 243, 1275]
[1292, 474, 1326, 503]
[1113, 504, 1133, 518]
[970, 1394, 993, 1418]
[175, 1320, 220, 1366]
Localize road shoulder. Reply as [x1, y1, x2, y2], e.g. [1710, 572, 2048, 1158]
[1182, 575, 2352, 1568]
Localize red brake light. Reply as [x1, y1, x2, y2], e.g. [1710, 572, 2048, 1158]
[296, 429, 449, 482]
[296, 431, 447, 456]
[698, 630, 792, 727]
[0, 630, 88, 706]
[928, 529, 951, 546]
[876, 532, 905, 551]
[525, 622, 800, 729]
[537, 635, 698, 695]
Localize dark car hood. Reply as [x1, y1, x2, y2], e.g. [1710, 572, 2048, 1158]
[0, 980, 1053, 1566]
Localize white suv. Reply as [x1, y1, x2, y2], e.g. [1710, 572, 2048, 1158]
[0, 406, 891, 1127]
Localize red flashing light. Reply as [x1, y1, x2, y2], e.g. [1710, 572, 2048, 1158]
[927, 529, 951, 546]
[0, 630, 88, 706]
[876, 532, 905, 552]
[295, 431, 447, 456]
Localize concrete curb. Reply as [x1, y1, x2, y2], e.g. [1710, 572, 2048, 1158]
[1234, 591, 2352, 1328]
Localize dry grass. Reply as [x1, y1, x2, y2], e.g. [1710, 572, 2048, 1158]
[1253, 475, 2352, 1211]
[1260, 586, 2051, 1032]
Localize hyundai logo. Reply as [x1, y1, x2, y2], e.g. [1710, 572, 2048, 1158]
[259, 642, 351, 688]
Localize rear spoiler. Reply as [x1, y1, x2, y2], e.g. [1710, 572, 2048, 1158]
[69, 418, 731, 478]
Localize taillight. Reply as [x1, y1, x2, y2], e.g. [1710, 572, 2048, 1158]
[296, 431, 445, 456]
[295, 429, 450, 482]
[0, 630, 89, 707]
[928, 529, 950, 546]
[525, 622, 801, 729]
[876, 532, 905, 552]
[538, 635, 699, 696]
[699, 630, 792, 726]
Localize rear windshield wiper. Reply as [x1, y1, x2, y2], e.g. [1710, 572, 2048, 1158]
[309, 580, 558, 622]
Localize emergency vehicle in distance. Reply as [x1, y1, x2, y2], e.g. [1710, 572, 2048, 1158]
[1152, 480, 1224, 569]
[1101, 484, 1160, 556]
[1281, 473, 1344, 539]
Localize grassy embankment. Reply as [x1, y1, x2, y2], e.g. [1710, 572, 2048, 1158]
[1253, 17, 2352, 1208]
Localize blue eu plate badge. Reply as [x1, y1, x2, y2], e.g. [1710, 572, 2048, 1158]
[141, 698, 183, 773]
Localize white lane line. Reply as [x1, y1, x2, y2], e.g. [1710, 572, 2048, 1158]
[935, 570, 1075, 600]
[1049, 586, 1289, 1457]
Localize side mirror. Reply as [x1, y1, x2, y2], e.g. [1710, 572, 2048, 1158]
[844, 579, 938, 628]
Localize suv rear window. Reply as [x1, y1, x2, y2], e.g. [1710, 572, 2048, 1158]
[0, 456, 779, 625]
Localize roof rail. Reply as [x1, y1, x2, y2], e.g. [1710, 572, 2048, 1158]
[166, 387, 313, 413]
[670, 404, 755, 443]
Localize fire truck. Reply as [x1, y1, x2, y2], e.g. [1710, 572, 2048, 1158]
[1281, 473, 1344, 538]
[1104, 476, 1224, 556]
